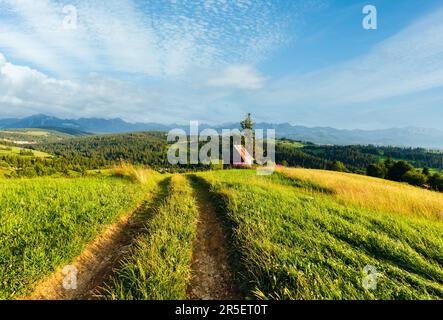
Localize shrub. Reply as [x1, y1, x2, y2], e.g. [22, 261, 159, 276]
[401, 170, 428, 187]
[330, 161, 348, 172]
[429, 173, 443, 192]
[387, 160, 414, 181]
[366, 163, 386, 178]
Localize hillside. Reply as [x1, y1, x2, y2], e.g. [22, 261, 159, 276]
[0, 127, 89, 144]
[277, 167, 443, 221]
[0, 171, 160, 299]
[0, 131, 438, 188]
[27, 131, 443, 173]
[2, 114, 443, 148]
[196, 169, 443, 299]
[0, 168, 441, 300]
[0, 117, 442, 299]
[34, 131, 170, 170]
[276, 140, 443, 172]
[0, 144, 50, 158]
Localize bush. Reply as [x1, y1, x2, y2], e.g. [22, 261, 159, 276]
[18, 167, 37, 177]
[330, 161, 348, 172]
[401, 170, 428, 187]
[366, 163, 386, 178]
[387, 160, 414, 181]
[429, 173, 443, 192]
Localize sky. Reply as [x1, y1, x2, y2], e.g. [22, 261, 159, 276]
[0, 0, 442, 129]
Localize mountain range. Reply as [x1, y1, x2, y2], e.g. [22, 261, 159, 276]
[1, 114, 443, 149]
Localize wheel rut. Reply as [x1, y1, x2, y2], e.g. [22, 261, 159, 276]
[187, 176, 240, 300]
[24, 178, 170, 300]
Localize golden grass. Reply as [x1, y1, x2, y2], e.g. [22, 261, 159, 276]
[278, 167, 443, 222]
[112, 162, 152, 184]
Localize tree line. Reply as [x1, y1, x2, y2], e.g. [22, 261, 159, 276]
[1, 121, 442, 192]
[366, 158, 443, 192]
[275, 141, 443, 192]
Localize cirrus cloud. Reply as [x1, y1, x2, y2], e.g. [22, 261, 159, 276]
[207, 64, 265, 90]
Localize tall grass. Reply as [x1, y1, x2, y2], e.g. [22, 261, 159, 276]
[101, 174, 200, 300]
[198, 169, 443, 300]
[111, 162, 152, 184]
[277, 167, 443, 222]
[0, 175, 158, 300]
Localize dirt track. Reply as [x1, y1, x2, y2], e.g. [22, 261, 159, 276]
[24, 176, 239, 300]
[25, 180, 168, 300]
[187, 177, 240, 300]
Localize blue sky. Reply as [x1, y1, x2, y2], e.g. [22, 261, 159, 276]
[0, 0, 442, 129]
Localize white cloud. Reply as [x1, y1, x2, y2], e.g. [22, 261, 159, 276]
[207, 64, 265, 90]
[0, 54, 245, 123]
[0, 0, 297, 123]
[0, 55, 79, 114]
[0, 0, 294, 78]
[4, 0, 441, 129]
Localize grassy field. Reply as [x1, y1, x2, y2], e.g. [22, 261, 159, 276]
[277, 167, 443, 222]
[276, 140, 304, 148]
[197, 169, 443, 299]
[1, 130, 49, 136]
[101, 174, 199, 299]
[0, 128, 89, 144]
[1, 166, 442, 300]
[0, 173, 159, 299]
[0, 168, 13, 177]
[0, 144, 50, 158]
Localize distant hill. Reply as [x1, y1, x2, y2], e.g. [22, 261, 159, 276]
[252, 123, 443, 150]
[1, 114, 443, 149]
[0, 114, 172, 133]
[33, 126, 91, 137]
[0, 143, 51, 158]
[0, 127, 90, 144]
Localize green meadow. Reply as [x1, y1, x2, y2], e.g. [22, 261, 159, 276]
[196, 169, 443, 299]
[0, 174, 157, 299]
[0, 144, 50, 158]
[101, 174, 199, 300]
[0, 167, 442, 300]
